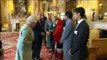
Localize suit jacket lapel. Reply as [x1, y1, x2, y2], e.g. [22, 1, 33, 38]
[75, 20, 85, 30]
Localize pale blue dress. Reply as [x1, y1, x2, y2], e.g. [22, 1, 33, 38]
[15, 24, 34, 60]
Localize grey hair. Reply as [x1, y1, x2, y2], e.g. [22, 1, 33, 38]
[26, 16, 37, 25]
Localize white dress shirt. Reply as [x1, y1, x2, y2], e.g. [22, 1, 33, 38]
[74, 19, 84, 35]
[75, 19, 84, 29]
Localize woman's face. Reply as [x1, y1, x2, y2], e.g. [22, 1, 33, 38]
[52, 17, 56, 22]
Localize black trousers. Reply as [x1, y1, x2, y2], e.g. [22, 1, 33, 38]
[50, 33, 55, 51]
[32, 40, 42, 59]
[43, 34, 46, 46]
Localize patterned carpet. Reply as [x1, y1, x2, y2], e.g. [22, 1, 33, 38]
[3, 46, 16, 60]
[3, 45, 55, 60]
[1, 32, 55, 60]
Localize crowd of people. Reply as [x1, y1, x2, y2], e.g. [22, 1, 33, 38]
[15, 7, 89, 60]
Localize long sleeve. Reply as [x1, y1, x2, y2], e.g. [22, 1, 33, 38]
[53, 26, 63, 36]
[71, 21, 89, 55]
[44, 20, 53, 32]
[21, 27, 33, 44]
[60, 20, 74, 44]
[53, 25, 63, 43]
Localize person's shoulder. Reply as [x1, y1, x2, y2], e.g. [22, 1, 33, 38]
[67, 19, 72, 22]
[44, 17, 47, 20]
[82, 20, 88, 25]
[66, 19, 73, 25]
[22, 24, 30, 31]
[82, 20, 89, 28]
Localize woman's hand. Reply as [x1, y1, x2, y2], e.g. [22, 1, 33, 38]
[46, 32, 50, 36]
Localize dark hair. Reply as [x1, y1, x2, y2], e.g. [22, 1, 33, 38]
[65, 11, 73, 18]
[74, 7, 85, 18]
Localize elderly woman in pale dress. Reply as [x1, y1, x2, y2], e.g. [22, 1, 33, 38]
[15, 16, 37, 60]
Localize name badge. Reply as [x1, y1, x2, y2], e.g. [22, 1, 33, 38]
[74, 30, 78, 34]
[53, 24, 55, 26]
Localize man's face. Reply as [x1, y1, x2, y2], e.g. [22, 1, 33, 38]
[73, 12, 79, 21]
[63, 15, 67, 20]
[37, 13, 42, 20]
[31, 22, 36, 28]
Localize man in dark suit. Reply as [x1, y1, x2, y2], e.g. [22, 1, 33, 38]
[69, 7, 89, 60]
[40, 13, 47, 46]
[32, 21, 43, 60]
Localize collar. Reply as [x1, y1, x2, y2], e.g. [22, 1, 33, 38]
[67, 18, 71, 20]
[77, 19, 84, 24]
